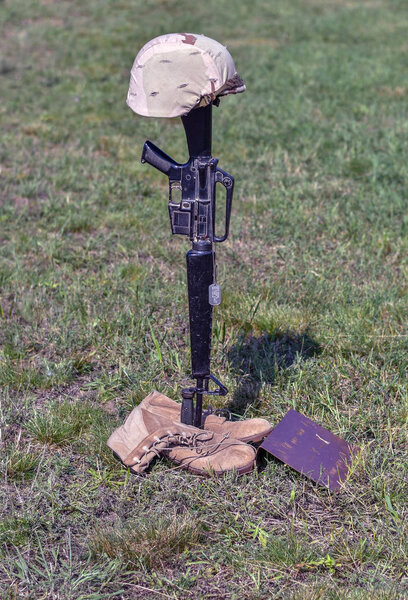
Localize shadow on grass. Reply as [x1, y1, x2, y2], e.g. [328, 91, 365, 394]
[227, 331, 321, 415]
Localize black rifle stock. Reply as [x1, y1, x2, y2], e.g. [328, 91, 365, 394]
[141, 103, 231, 427]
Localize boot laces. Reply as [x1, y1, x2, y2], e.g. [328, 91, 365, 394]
[166, 430, 230, 456]
[136, 429, 231, 466]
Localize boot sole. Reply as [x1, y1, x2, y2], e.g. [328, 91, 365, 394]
[168, 457, 255, 476]
[114, 449, 254, 477]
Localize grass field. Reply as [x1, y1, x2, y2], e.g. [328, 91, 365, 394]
[1, 0, 407, 598]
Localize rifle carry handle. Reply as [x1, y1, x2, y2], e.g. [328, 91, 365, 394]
[214, 168, 234, 243]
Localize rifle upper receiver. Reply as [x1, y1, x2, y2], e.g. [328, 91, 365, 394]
[141, 140, 233, 243]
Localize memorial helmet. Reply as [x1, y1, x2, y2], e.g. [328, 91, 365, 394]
[127, 33, 245, 118]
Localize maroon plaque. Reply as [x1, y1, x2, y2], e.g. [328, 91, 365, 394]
[260, 409, 357, 490]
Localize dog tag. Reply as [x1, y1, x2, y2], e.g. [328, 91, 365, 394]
[209, 283, 221, 305]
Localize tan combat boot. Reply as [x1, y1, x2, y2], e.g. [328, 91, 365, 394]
[107, 405, 256, 476]
[140, 390, 273, 443]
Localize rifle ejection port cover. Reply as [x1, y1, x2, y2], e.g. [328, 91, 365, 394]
[127, 33, 246, 118]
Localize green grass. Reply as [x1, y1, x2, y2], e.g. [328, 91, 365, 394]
[26, 400, 96, 446]
[1, 0, 408, 597]
[1, 441, 42, 482]
[89, 515, 203, 569]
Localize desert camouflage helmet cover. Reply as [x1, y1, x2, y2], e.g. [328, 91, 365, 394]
[127, 33, 245, 118]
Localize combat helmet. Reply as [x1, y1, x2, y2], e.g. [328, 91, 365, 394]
[127, 33, 245, 118]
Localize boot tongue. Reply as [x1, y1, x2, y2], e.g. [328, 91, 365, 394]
[149, 391, 176, 407]
[148, 392, 180, 419]
[140, 408, 173, 434]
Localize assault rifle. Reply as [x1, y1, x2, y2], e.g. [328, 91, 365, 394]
[141, 103, 232, 427]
